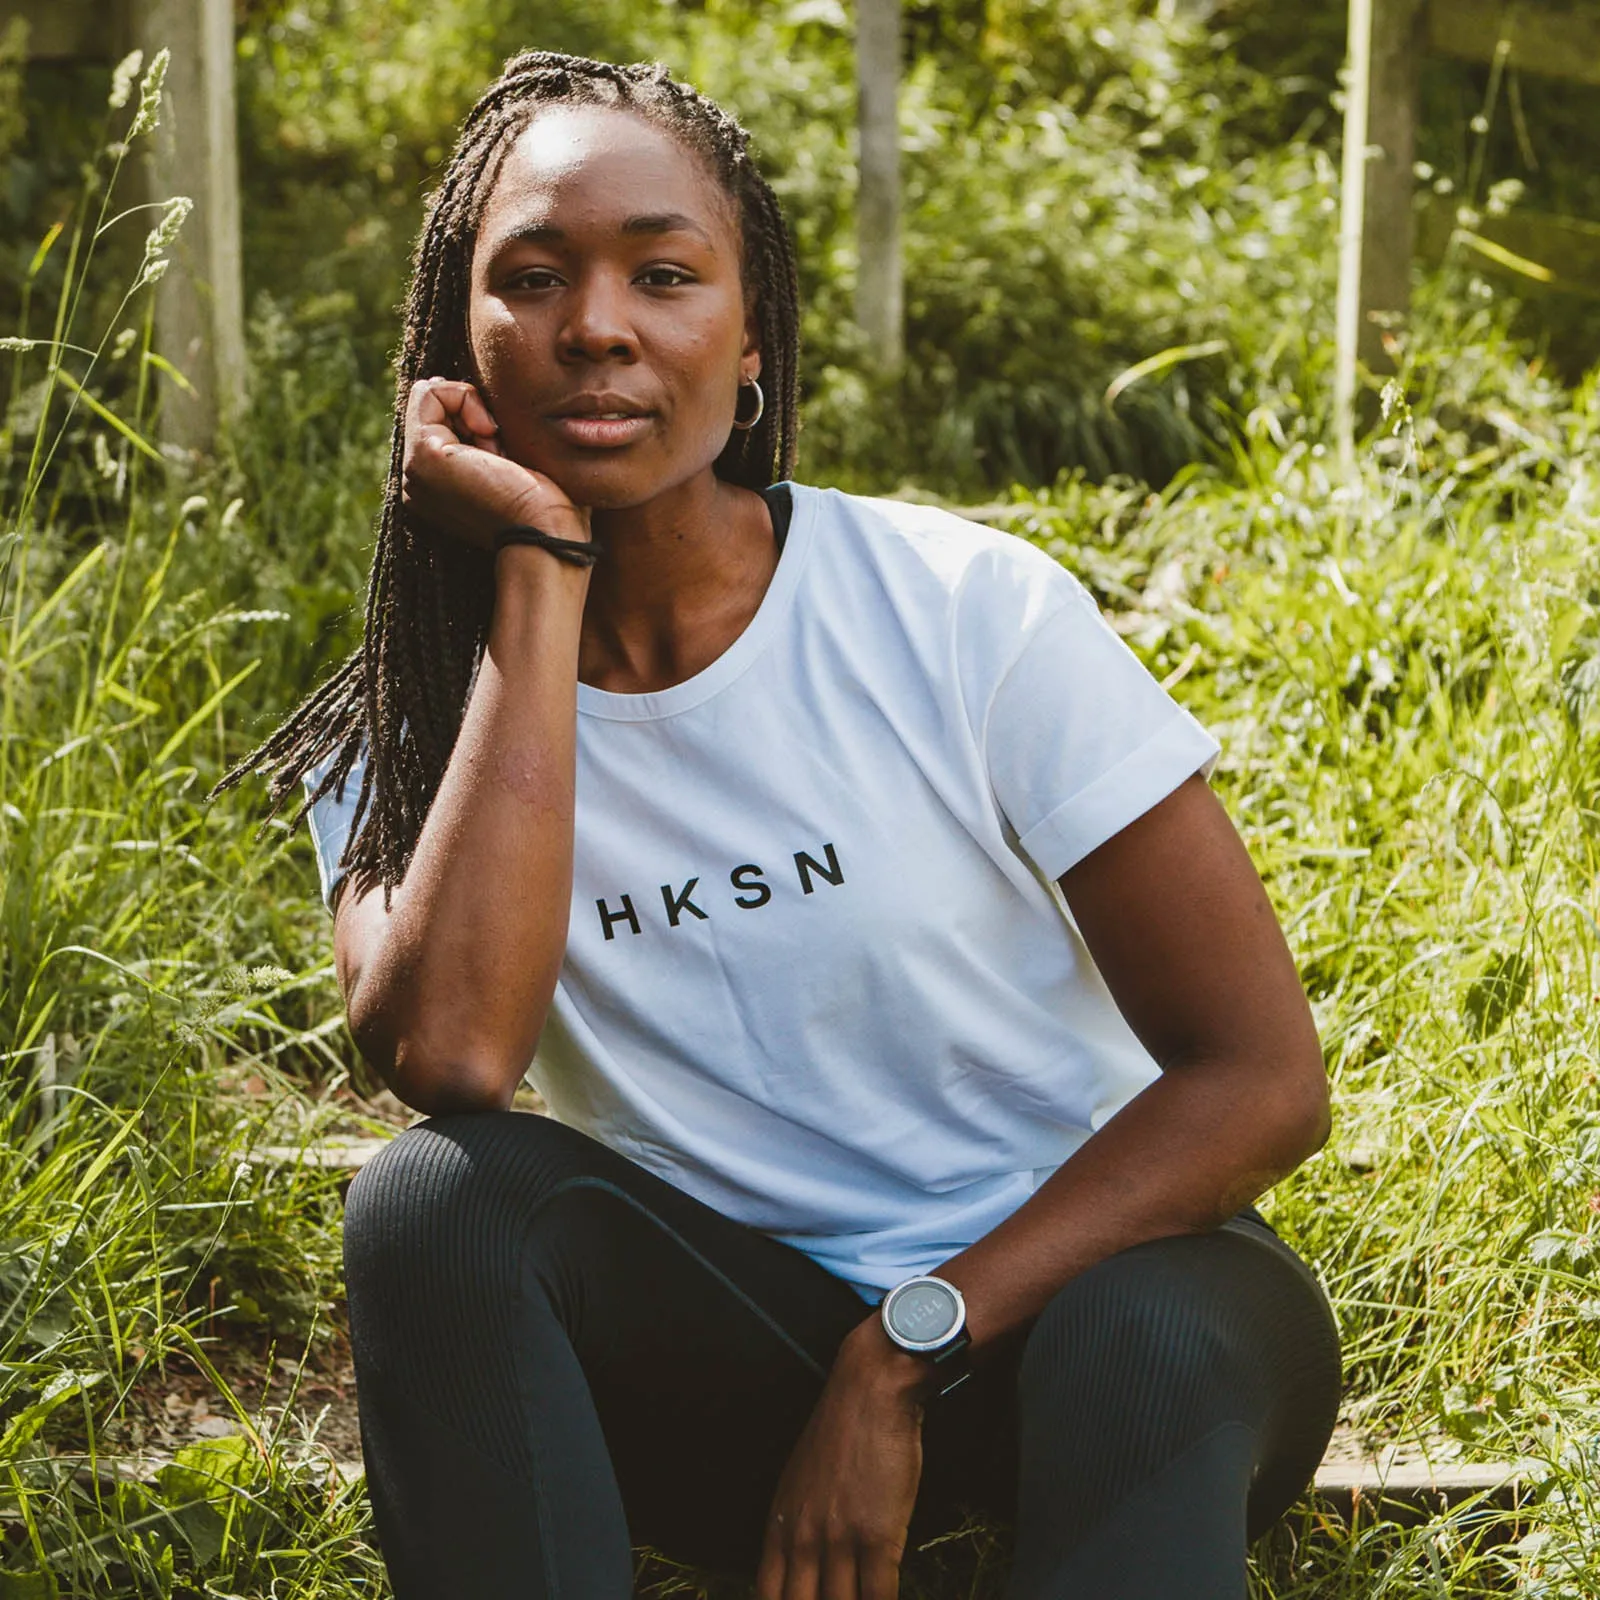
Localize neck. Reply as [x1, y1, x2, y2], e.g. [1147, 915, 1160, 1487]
[577, 468, 777, 694]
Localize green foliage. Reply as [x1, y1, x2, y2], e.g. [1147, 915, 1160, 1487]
[234, 0, 651, 377]
[0, 62, 379, 1595]
[6, 4, 1600, 1596]
[993, 318, 1600, 1591]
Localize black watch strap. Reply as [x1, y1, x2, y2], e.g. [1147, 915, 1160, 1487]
[927, 1329, 973, 1398]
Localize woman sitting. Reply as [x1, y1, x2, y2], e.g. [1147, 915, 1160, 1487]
[222, 51, 1340, 1600]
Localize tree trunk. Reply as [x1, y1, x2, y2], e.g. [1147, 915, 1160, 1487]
[131, 0, 245, 456]
[1335, 0, 1423, 463]
[855, 0, 902, 370]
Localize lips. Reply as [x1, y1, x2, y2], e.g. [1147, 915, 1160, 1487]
[546, 393, 655, 449]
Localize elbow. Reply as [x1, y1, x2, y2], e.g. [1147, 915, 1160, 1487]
[390, 1056, 520, 1116]
[1283, 1043, 1332, 1167]
[349, 1003, 528, 1118]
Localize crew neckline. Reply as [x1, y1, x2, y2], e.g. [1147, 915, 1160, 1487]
[576, 480, 815, 723]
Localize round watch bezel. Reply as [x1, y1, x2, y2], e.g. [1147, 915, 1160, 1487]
[880, 1275, 967, 1354]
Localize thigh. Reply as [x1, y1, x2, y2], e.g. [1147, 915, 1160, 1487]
[347, 1112, 873, 1572]
[1011, 1216, 1340, 1555]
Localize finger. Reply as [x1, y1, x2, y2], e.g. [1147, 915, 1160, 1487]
[405, 378, 439, 435]
[458, 385, 501, 442]
[858, 1545, 901, 1600]
[780, 1530, 820, 1600]
[409, 377, 479, 434]
[754, 1529, 786, 1600]
[822, 1541, 859, 1600]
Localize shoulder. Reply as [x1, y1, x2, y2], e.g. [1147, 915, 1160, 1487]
[789, 483, 1084, 634]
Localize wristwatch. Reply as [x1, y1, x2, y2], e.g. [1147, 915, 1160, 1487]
[879, 1275, 972, 1397]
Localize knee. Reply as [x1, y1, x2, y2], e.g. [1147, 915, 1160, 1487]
[1021, 1236, 1257, 1430]
[343, 1123, 461, 1297]
[344, 1115, 544, 1290]
[345, 1112, 620, 1288]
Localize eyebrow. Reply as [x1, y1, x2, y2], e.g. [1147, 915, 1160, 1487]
[490, 212, 716, 251]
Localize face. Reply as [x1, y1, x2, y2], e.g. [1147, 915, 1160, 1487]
[466, 105, 760, 510]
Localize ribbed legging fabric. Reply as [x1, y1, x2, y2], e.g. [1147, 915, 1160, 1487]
[344, 1113, 1341, 1600]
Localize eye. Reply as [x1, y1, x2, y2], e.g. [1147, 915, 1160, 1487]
[505, 266, 564, 291]
[637, 264, 695, 288]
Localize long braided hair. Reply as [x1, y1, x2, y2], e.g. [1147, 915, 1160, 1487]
[212, 53, 802, 903]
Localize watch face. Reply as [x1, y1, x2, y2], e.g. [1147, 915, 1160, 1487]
[886, 1279, 961, 1348]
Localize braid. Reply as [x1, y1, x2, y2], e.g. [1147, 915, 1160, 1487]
[211, 52, 804, 903]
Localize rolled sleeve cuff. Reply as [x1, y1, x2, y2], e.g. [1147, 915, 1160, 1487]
[1017, 713, 1221, 882]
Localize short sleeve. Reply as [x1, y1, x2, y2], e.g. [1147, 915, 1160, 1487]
[974, 560, 1219, 882]
[302, 745, 367, 913]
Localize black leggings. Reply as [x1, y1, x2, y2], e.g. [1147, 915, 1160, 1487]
[344, 1113, 1340, 1600]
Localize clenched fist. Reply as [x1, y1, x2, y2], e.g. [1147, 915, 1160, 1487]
[401, 378, 591, 551]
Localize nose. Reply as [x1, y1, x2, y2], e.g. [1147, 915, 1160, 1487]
[558, 268, 638, 365]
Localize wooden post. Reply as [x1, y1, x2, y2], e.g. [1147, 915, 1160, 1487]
[1335, 0, 1425, 465]
[856, 0, 903, 369]
[131, 0, 244, 455]
[2, 0, 245, 454]
[1334, 0, 1374, 467]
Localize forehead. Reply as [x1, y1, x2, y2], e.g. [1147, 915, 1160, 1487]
[476, 104, 735, 249]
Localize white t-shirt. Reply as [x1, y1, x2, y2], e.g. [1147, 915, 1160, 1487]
[306, 484, 1219, 1298]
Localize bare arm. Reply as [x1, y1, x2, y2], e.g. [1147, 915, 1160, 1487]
[856, 769, 1330, 1373]
[927, 772, 1328, 1350]
[758, 772, 1329, 1600]
[333, 380, 591, 1115]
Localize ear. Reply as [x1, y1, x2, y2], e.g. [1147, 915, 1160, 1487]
[741, 304, 762, 384]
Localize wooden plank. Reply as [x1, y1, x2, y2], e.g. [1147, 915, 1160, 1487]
[856, 0, 903, 369]
[1314, 1457, 1523, 1495]
[252, 1138, 394, 1171]
[1363, 0, 1426, 365]
[130, 0, 245, 455]
[1334, 0, 1373, 463]
[1428, 0, 1600, 88]
[200, 0, 244, 415]
[0, 0, 128, 61]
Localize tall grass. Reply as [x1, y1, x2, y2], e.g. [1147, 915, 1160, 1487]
[1002, 322, 1600, 1594]
[5, 46, 1600, 1600]
[0, 55, 381, 1595]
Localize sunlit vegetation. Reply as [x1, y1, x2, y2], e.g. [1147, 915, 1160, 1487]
[4, 3, 1600, 1594]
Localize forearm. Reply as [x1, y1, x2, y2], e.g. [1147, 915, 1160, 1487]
[839, 1053, 1327, 1391]
[942, 1054, 1326, 1354]
[349, 546, 589, 1109]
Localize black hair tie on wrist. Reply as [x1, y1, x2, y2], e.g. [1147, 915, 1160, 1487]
[493, 524, 600, 568]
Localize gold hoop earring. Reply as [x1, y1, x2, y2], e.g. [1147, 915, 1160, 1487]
[732, 376, 765, 431]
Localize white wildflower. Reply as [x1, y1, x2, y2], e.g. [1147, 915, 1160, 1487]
[128, 48, 169, 140]
[108, 50, 143, 111]
[139, 196, 191, 287]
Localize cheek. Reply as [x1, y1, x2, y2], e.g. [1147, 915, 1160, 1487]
[469, 303, 542, 393]
[660, 314, 744, 417]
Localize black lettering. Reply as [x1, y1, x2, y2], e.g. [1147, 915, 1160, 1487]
[794, 844, 844, 895]
[597, 894, 641, 940]
[730, 864, 772, 909]
[660, 878, 708, 927]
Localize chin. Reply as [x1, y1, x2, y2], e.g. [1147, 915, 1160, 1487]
[522, 444, 711, 514]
